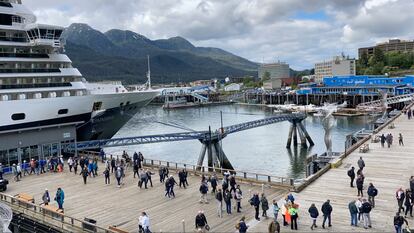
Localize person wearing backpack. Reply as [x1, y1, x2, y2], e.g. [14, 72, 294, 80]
[361, 199, 372, 229]
[250, 192, 261, 221]
[367, 183, 378, 208]
[347, 167, 355, 188]
[394, 212, 409, 233]
[236, 216, 248, 233]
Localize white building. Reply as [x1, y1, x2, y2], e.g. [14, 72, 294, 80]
[263, 79, 282, 90]
[224, 83, 242, 92]
[258, 61, 290, 80]
[314, 55, 356, 83]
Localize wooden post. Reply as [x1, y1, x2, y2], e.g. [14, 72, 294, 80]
[298, 122, 315, 146]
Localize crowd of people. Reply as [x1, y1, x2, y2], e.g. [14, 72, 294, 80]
[5, 127, 414, 233]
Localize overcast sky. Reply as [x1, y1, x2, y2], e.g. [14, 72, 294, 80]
[24, 0, 414, 70]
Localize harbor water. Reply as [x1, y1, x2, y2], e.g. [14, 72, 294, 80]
[105, 104, 375, 179]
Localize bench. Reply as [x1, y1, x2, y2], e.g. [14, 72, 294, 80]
[15, 193, 34, 203]
[42, 205, 63, 220]
[359, 144, 369, 153]
[108, 226, 129, 233]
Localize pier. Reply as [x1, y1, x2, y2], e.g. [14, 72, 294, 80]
[2, 159, 291, 232]
[250, 108, 414, 232]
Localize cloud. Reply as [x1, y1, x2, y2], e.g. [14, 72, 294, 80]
[23, 0, 414, 70]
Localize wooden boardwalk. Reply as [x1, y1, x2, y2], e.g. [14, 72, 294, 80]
[3, 165, 289, 232]
[251, 113, 414, 232]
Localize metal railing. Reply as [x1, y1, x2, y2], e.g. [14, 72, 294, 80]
[0, 193, 117, 233]
[78, 151, 294, 188]
[142, 158, 294, 187]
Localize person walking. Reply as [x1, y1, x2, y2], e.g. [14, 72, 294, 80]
[289, 204, 299, 230]
[139, 169, 148, 189]
[361, 199, 372, 229]
[321, 199, 332, 229]
[386, 133, 392, 148]
[115, 167, 122, 188]
[237, 216, 248, 233]
[140, 212, 151, 233]
[348, 200, 358, 227]
[195, 211, 208, 233]
[55, 187, 65, 211]
[268, 219, 280, 233]
[167, 175, 177, 198]
[356, 198, 363, 222]
[399, 133, 404, 146]
[347, 166, 356, 188]
[281, 202, 288, 226]
[261, 193, 269, 218]
[396, 187, 406, 214]
[73, 157, 78, 174]
[356, 175, 364, 197]
[133, 160, 139, 178]
[235, 186, 243, 213]
[42, 189, 50, 206]
[410, 176, 414, 192]
[394, 212, 409, 233]
[357, 157, 365, 171]
[380, 134, 386, 147]
[250, 192, 261, 221]
[68, 157, 73, 172]
[103, 167, 110, 184]
[80, 167, 88, 185]
[308, 203, 319, 230]
[199, 181, 209, 204]
[272, 200, 280, 221]
[146, 169, 154, 187]
[209, 174, 218, 193]
[179, 169, 186, 188]
[224, 189, 232, 215]
[367, 183, 378, 208]
[215, 188, 223, 218]
[404, 189, 413, 218]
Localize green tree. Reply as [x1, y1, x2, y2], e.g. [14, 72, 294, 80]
[373, 48, 385, 63]
[262, 71, 271, 81]
[359, 51, 369, 68]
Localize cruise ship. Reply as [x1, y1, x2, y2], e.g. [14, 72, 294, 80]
[0, 0, 159, 141]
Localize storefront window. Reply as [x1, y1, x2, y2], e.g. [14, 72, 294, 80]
[8, 148, 18, 166]
[30, 145, 39, 160]
[21, 146, 30, 163]
[0, 150, 8, 166]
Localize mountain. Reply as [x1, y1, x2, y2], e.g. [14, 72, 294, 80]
[62, 23, 258, 84]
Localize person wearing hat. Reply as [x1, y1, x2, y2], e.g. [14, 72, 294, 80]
[42, 188, 50, 205]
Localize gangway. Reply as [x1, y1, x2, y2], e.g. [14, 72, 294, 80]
[190, 92, 209, 102]
[67, 113, 313, 170]
[357, 93, 414, 110]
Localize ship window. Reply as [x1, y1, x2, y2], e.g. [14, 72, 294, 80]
[0, 13, 12, 26]
[58, 109, 68, 115]
[11, 113, 25, 121]
[93, 102, 102, 111]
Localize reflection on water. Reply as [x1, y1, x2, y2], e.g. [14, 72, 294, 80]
[106, 104, 375, 178]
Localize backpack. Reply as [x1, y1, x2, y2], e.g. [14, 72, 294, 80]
[372, 188, 378, 197]
[235, 223, 240, 230]
[347, 169, 353, 177]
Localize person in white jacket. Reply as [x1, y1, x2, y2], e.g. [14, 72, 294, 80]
[140, 212, 151, 233]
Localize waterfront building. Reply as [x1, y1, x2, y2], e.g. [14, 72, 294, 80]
[224, 83, 242, 92]
[314, 55, 356, 83]
[258, 61, 290, 81]
[297, 75, 414, 96]
[358, 39, 414, 58]
[263, 79, 282, 90]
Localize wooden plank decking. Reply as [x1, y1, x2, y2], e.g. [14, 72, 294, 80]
[251, 113, 414, 232]
[3, 165, 289, 232]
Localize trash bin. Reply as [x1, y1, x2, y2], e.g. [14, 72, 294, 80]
[83, 218, 97, 232]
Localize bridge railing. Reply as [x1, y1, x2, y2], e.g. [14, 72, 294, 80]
[0, 193, 116, 233]
[142, 158, 295, 188]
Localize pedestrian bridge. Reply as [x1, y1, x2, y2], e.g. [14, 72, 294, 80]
[357, 93, 414, 110]
[67, 113, 313, 170]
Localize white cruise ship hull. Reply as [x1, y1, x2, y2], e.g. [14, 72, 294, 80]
[76, 90, 159, 141]
[0, 96, 93, 132]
